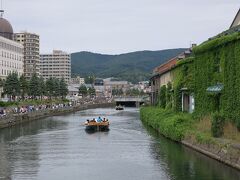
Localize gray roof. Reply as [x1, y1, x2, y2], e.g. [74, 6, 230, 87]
[68, 85, 79, 92]
[105, 81, 129, 85]
[230, 8, 240, 28]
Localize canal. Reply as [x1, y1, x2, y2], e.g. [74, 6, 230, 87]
[0, 108, 239, 180]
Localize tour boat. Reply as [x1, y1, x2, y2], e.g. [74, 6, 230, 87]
[115, 106, 124, 110]
[84, 120, 110, 131]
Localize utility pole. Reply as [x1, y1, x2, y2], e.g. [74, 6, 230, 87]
[0, 0, 4, 18]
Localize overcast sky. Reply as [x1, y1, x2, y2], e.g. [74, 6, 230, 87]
[3, 0, 240, 54]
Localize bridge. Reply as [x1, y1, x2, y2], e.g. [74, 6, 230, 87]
[114, 96, 149, 107]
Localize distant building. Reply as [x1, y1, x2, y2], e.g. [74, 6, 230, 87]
[14, 32, 40, 79]
[68, 84, 79, 97]
[0, 11, 24, 79]
[94, 85, 105, 97]
[0, 11, 24, 97]
[93, 78, 104, 97]
[104, 79, 131, 97]
[40, 50, 71, 83]
[134, 81, 151, 93]
[230, 8, 240, 29]
[70, 76, 85, 85]
[94, 78, 104, 86]
[0, 36, 24, 79]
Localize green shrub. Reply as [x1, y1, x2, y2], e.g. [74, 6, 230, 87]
[140, 107, 192, 141]
[211, 112, 225, 137]
[195, 132, 215, 145]
[0, 101, 19, 107]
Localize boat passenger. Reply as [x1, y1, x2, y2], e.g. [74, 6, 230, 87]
[97, 116, 102, 122]
[90, 118, 95, 122]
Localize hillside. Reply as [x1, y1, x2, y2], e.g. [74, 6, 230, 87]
[71, 49, 187, 83]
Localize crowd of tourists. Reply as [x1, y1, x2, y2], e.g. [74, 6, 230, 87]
[0, 97, 113, 119]
[0, 103, 73, 118]
[11, 103, 73, 114]
[0, 108, 6, 117]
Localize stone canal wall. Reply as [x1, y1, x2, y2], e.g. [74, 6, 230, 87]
[0, 103, 114, 129]
[140, 107, 240, 171]
[181, 140, 240, 171]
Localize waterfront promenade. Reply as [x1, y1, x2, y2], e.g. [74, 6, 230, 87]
[0, 98, 114, 129]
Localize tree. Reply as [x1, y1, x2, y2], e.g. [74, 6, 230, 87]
[59, 78, 68, 99]
[0, 78, 5, 97]
[46, 77, 54, 99]
[29, 73, 40, 99]
[112, 88, 123, 96]
[88, 87, 96, 97]
[140, 90, 145, 96]
[126, 88, 142, 96]
[0, 78, 4, 87]
[3, 72, 20, 101]
[52, 78, 60, 98]
[79, 85, 88, 97]
[85, 76, 95, 84]
[39, 77, 46, 100]
[19, 75, 28, 100]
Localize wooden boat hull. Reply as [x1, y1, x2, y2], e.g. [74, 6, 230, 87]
[85, 122, 110, 132]
[85, 125, 109, 131]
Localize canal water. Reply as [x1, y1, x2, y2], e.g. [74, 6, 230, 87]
[0, 108, 239, 180]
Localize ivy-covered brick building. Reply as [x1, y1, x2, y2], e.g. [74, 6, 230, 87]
[150, 48, 193, 106]
[151, 8, 240, 129]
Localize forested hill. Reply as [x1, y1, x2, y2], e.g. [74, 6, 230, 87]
[71, 48, 187, 83]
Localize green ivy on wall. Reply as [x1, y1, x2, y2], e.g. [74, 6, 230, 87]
[172, 58, 194, 112]
[166, 82, 173, 109]
[159, 85, 166, 108]
[193, 32, 240, 128]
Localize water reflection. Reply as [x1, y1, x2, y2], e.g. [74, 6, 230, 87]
[0, 117, 68, 142]
[0, 117, 68, 179]
[85, 129, 110, 135]
[143, 122, 240, 180]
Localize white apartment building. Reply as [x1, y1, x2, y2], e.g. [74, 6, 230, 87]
[0, 36, 24, 79]
[70, 76, 85, 85]
[0, 14, 24, 80]
[14, 32, 40, 79]
[40, 50, 71, 83]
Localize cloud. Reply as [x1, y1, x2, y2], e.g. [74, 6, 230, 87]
[3, 0, 240, 54]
